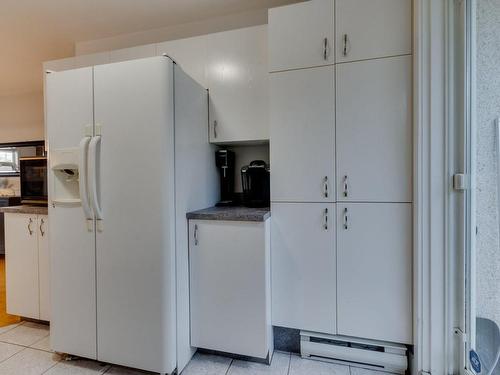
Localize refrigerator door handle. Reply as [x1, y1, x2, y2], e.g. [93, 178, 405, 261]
[89, 136, 103, 224]
[79, 137, 93, 226]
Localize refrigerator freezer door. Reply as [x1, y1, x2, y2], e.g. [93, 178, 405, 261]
[93, 57, 176, 374]
[46, 67, 98, 359]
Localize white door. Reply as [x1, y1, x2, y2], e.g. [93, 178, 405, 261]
[5, 214, 39, 319]
[189, 220, 270, 358]
[335, 0, 412, 63]
[336, 203, 412, 344]
[207, 25, 269, 143]
[269, 0, 334, 72]
[38, 215, 50, 321]
[336, 55, 412, 202]
[93, 57, 176, 374]
[271, 202, 336, 334]
[270, 66, 335, 202]
[46, 67, 97, 359]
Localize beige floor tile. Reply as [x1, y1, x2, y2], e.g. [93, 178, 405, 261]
[181, 353, 232, 375]
[0, 347, 58, 374]
[227, 352, 290, 375]
[289, 355, 350, 375]
[44, 358, 111, 374]
[0, 322, 49, 346]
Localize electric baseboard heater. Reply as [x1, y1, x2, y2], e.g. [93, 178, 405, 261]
[300, 331, 408, 374]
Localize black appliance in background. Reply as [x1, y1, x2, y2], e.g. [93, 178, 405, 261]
[215, 150, 236, 206]
[20, 157, 48, 205]
[241, 160, 270, 208]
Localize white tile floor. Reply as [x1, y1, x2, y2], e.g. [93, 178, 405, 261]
[0, 322, 395, 375]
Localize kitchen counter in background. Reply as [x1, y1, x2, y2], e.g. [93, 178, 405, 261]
[187, 206, 270, 222]
[0, 205, 48, 215]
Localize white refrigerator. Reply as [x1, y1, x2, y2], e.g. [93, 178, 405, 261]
[46, 56, 218, 374]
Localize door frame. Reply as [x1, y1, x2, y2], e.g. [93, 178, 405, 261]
[414, 0, 479, 374]
[413, 0, 471, 374]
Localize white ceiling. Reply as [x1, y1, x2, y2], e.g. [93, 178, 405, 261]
[0, 0, 296, 97]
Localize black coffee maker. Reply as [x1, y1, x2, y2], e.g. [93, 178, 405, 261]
[241, 160, 270, 208]
[215, 150, 236, 206]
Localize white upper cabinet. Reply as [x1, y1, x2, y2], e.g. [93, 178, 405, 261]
[335, 0, 412, 63]
[207, 25, 269, 143]
[272, 202, 336, 334]
[269, 0, 334, 72]
[336, 55, 412, 202]
[270, 65, 335, 202]
[336, 203, 412, 344]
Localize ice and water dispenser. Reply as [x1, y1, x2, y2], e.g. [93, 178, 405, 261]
[50, 147, 81, 205]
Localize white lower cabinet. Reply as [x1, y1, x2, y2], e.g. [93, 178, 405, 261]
[336, 203, 412, 344]
[189, 219, 272, 359]
[5, 213, 50, 321]
[271, 203, 336, 334]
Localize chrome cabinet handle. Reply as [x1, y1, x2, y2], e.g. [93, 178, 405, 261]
[343, 208, 348, 230]
[323, 208, 329, 230]
[39, 218, 45, 237]
[343, 34, 349, 57]
[343, 175, 349, 198]
[194, 224, 199, 246]
[323, 176, 329, 198]
[27, 218, 34, 236]
[323, 38, 329, 60]
[213, 121, 218, 139]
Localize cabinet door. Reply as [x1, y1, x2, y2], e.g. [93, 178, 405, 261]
[5, 214, 39, 319]
[207, 25, 269, 143]
[270, 66, 335, 202]
[336, 56, 412, 202]
[189, 220, 270, 358]
[337, 203, 412, 344]
[335, 0, 411, 63]
[38, 215, 50, 321]
[271, 203, 336, 334]
[269, 0, 334, 72]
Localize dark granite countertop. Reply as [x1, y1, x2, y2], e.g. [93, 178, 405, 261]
[187, 206, 270, 222]
[0, 205, 48, 215]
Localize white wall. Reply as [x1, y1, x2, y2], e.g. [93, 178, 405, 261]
[0, 92, 44, 143]
[75, 9, 269, 55]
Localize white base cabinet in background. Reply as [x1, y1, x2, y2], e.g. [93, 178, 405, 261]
[5, 213, 50, 321]
[189, 219, 273, 360]
[336, 203, 412, 344]
[271, 203, 336, 334]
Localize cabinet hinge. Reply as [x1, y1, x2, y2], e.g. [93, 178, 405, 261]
[454, 327, 467, 343]
[453, 173, 470, 191]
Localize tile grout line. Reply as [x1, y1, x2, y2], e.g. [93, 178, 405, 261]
[0, 345, 27, 365]
[224, 359, 234, 375]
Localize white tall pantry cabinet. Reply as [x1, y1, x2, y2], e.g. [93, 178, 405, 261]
[269, 0, 413, 346]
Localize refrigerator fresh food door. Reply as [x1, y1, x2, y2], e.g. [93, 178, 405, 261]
[46, 67, 98, 359]
[93, 57, 176, 374]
